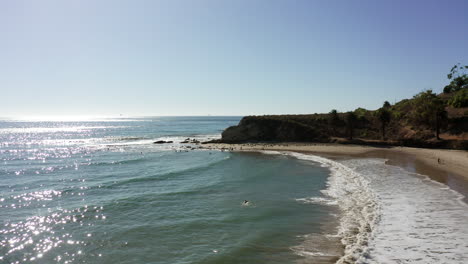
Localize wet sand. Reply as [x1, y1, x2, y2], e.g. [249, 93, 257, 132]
[202, 143, 468, 202]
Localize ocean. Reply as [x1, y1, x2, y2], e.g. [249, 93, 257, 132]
[1, 116, 468, 264]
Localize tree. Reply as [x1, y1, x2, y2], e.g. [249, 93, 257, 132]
[328, 109, 340, 136]
[354, 108, 368, 121]
[377, 108, 391, 140]
[411, 90, 447, 139]
[383, 101, 391, 108]
[345, 111, 357, 140]
[443, 63, 468, 93]
[448, 89, 468, 108]
[435, 107, 448, 140]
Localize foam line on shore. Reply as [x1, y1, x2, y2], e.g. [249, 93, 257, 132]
[342, 158, 468, 263]
[259, 150, 380, 263]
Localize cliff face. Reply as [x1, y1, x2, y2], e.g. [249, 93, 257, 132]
[221, 116, 329, 143]
[218, 109, 468, 149]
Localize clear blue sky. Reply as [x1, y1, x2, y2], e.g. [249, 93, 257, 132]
[1, 0, 467, 117]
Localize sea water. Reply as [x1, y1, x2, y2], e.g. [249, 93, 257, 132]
[0, 117, 338, 264]
[2, 117, 468, 264]
[274, 152, 468, 264]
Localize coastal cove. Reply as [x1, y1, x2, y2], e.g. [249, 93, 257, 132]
[4, 1, 468, 263]
[1, 117, 468, 263]
[0, 117, 350, 264]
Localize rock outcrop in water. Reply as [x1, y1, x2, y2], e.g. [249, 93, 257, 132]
[181, 138, 201, 144]
[154, 140, 173, 144]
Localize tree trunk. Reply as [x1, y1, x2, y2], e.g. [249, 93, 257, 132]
[382, 122, 386, 140]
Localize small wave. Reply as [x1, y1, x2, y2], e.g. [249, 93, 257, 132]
[293, 249, 329, 257]
[344, 159, 468, 263]
[115, 136, 149, 141]
[152, 134, 221, 144]
[103, 156, 231, 188]
[288, 152, 380, 264]
[295, 197, 338, 206]
[259, 150, 379, 264]
[88, 156, 149, 167]
[290, 233, 343, 262]
[95, 134, 221, 147]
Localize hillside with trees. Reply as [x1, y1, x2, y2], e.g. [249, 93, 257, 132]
[218, 64, 468, 150]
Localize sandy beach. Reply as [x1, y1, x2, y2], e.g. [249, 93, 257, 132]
[202, 143, 468, 201]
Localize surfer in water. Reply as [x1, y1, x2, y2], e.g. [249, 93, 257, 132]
[242, 200, 250, 206]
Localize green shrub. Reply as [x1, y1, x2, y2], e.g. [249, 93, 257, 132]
[448, 89, 468, 108]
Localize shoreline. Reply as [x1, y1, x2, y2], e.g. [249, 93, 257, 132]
[202, 142, 468, 262]
[202, 143, 468, 202]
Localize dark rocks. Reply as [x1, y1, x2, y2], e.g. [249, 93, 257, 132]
[153, 140, 173, 144]
[180, 138, 191, 143]
[180, 138, 200, 144]
[201, 139, 221, 144]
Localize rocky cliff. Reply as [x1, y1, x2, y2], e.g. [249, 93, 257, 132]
[217, 110, 468, 149]
[221, 116, 329, 143]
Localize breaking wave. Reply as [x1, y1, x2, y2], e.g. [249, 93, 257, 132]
[260, 151, 468, 264]
[260, 151, 380, 263]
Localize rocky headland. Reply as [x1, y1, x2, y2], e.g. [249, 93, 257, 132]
[215, 81, 468, 150]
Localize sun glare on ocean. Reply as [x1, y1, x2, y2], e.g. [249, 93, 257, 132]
[9, 115, 126, 122]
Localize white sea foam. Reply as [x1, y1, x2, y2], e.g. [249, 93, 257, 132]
[295, 197, 338, 206]
[260, 151, 380, 263]
[288, 153, 380, 263]
[153, 134, 221, 144]
[341, 159, 468, 264]
[265, 151, 468, 263]
[77, 134, 222, 150]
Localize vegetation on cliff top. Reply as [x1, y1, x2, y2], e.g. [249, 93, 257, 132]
[220, 64, 468, 149]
